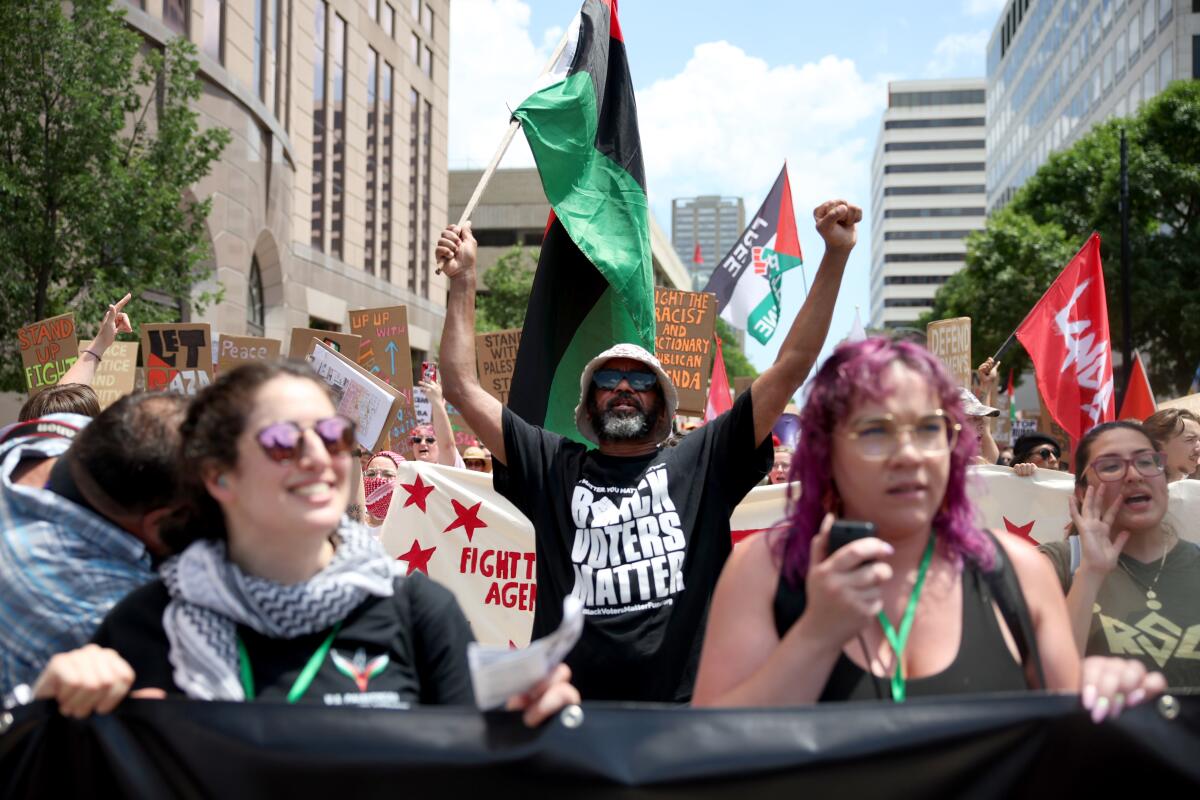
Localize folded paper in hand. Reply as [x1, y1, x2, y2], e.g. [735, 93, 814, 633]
[467, 596, 583, 710]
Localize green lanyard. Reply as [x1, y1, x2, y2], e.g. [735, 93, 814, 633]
[237, 621, 342, 703]
[876, 533, 936, 703]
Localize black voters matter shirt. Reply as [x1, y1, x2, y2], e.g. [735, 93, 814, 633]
[494, 387, 771, 702]
[91, 573, 475, 709]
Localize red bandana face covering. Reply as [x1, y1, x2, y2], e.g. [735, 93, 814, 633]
[363, 476, 395, 520]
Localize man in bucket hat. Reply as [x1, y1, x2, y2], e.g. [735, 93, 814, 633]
[436, 199, 861, 702]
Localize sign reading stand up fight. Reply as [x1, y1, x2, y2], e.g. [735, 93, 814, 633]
[140, 323, 213, 395]
[18, 312, 79, 395]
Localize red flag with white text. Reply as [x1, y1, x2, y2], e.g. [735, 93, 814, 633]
[1015, 234, 1115, 440]
[705, 337, 733, 422]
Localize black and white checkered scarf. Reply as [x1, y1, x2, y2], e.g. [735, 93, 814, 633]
[160, 520, 398, 701]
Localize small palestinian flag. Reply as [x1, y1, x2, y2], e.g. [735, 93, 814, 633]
[702, 164, 803, 345]
[507, 0, 654, 444]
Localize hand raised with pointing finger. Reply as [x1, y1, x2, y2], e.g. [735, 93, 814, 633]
[93, 293, 133, 352]
[813, 200, 862, 253]
[435, 223, 476, 280]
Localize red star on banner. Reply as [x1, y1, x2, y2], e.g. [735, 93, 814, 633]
[397, 539, 436, 575]
[444, 498, 487, 542]
[1003, 517, 1038, 545]
[398, 474, 435, 513]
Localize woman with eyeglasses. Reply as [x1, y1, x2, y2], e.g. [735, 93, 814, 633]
[693, 338, 1164, 716]
[1038, 421, 1200, 689]
[361, 450, 406, 528]
[30, 362, 577, 723]
[410, 378, 466, 468]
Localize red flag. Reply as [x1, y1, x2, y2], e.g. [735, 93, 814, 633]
[692, 242, 703, 265]
[1015, 234, 1115, 440]
[705, 337, 733, 422]
[1118, 350, 1156, 421]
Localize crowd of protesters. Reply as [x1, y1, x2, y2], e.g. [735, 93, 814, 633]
[3, 199, 1193, 734]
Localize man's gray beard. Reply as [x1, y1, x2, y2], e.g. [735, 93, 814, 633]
[595, 408, 652, 441]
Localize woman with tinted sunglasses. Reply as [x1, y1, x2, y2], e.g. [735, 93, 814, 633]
[31, 362, 577, 724]
[1038, 421, 1200, 689]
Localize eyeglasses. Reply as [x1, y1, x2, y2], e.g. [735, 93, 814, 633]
[464, 459, 489, 469]
[255, 416, 356, 463]
[410, 436, 437, 445]
[592, 369, 658, 392]
[1088, 452, 1166, 482]
[1031, 447, 1060, 461]
[842, 410, 960, 459]
[363, 469, 398, 479]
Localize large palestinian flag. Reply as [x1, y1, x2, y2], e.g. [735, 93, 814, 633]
[507, 0, 654, 444]
[702, 165, 804, 345]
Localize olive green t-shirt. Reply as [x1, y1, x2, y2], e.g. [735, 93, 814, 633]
[1039, 538, 1200, 689]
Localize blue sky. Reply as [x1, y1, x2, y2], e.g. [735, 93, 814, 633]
[448, 0, 1005, 374]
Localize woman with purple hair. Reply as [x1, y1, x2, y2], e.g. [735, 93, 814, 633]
[693, 338, 1164, 716]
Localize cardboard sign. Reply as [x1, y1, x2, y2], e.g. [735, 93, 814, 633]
[1011, 418, 1038, 443]
[349, 306, 419, 455]
[993, 392, 1013, 446]
[411, 388, 478, 452]
[654, 288, 718, 415]
[287, 327, 362, 361]
[140, 323, 213, 395]
[475, 328, 521, 405]
[926, 317, 972, 389]
[306, 339, 404, 452]
[18, 313, 79, 395]
[216, 334, 282, 372]
[733, 376, 755, 400]
[1160, 393, 1200, 415]
[80, 339, 138, 410]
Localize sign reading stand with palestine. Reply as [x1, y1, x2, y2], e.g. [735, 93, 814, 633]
[654, 288, 717, 415]
[926, 317, 972, 390]
[475, 328, 522, 405]
[18, 313, 79, 395]
[141, 323, 213, 396]
[80, 339, 138, 409]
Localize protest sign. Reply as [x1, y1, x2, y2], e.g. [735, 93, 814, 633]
[475, 328, 521, 405]
[1011, 418, 1038, 442]
[654, 288, 717, 415]
[993, 392, 1013, 445]
[1160, 392, 1200, 415]
[306, 339, 403, 452]
[140, 323, 213, 395]
[926, 317, 972, 389]
[216, 334, 282, 372]
[79, 339, 138, 409]
[349, 306, 418, 453]
[287, 327, 362, 361]
[733, 376, 754, 400]
[17, 312, 79, 395]
[411, 388, 478, 449]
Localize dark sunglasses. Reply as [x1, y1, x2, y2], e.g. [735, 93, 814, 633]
[1032, 447, 1060, 460]
[410, 436, 437, 445]
[255, 416, 356, 463]
[592, 369, 658, 392]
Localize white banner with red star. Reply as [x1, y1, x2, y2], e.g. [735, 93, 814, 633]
[381, 463, 1200, 648]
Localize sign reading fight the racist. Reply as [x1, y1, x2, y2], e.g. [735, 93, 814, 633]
[475, 328, 522, 405]
[926, 317, 972, 390]
[216, 334, 282, 372]
[654, 288, 717, 415]
[287, 327, 362, 361]
[18, 313, 79, 395]
[80, 339, 138, 409]
[140, 323, 213, 395]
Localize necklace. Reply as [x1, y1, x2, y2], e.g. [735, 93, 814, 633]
[1116, 532, 1172, 612]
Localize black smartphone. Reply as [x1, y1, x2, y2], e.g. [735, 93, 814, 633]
[827, 520, 878, 557]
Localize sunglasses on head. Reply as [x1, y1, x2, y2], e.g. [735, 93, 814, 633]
[410, 436, 437, 445]
[255, 416, 356, 463]
[592, 369, 658, 392]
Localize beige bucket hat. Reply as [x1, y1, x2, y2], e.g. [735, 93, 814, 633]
[574, 343, 678, 445]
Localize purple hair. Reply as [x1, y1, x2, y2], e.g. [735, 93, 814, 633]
[775, 337, 994, 587]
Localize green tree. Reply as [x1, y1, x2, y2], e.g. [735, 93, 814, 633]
[475, 245, 538, 332]
[0, 0, 230, 390]
[715, 317, 758, 379]
[922, 81, 1200, 397]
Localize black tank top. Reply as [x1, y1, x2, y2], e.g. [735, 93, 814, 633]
[773, 541, 1030, 702]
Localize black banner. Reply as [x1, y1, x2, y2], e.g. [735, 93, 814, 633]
[2, 692, 1198, 798]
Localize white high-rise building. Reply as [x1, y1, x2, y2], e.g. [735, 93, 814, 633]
[869, 79, 987, 330]
[987, 0, 1198, 211]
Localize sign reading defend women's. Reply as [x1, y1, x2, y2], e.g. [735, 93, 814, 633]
[140, 323, 214, 395]
[17, 312, 79, 395]
[654, 288, 717, 415]
[926, 317, 972, 389]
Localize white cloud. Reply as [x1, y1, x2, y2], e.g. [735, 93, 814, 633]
[924, 30, 990, 78]
[963, 0, 1006, 17]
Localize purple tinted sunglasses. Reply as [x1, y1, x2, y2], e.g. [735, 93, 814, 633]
[255, 416, 356, 463]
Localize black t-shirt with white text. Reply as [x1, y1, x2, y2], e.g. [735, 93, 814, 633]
[494, 388, 771, 702]
[92, 573, 475, 708]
